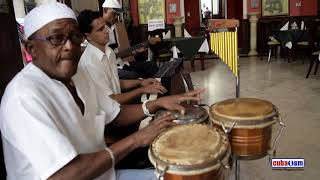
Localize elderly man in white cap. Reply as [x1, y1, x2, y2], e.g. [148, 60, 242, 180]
[102, 0, 160, 79]
[0, 2, 204, 180]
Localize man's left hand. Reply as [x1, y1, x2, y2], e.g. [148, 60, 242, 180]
[141, 78, 161, 87]
[156, 89, 205, 115]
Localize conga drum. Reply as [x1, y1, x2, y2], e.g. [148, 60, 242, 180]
[149, 124, 230, 180]
[209, 98, 284, 159]
[155, 104, 209, 124]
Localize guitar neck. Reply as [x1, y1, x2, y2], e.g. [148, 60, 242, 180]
[116, 40, 149, 58]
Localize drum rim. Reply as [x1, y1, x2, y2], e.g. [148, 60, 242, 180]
[209, 98, 278, 126]
[155, 105, 209, 124]
[149, 124, 229, 173]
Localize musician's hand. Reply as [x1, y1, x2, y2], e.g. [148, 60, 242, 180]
[148, 37, 161, 45]
[133, 113, 176, 147]
[156, 89, 205, 115]
[132, 47, 146, 55]
[140, 84, 167, 94]
[141, 78, 161, 87]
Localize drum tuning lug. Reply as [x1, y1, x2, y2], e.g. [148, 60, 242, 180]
[155, 164, 167, 180]
[219, 160, 230, 169]
[268, 149, 277, 163]
[221, 122, 236, 134]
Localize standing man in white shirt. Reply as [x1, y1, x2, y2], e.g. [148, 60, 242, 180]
[78, 10, 166, 105]
[102, 0, 160, 79]
[0, 2, 203, 180]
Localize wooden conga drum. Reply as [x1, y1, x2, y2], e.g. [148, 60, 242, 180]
[209, 98, 284, 159]
[149, 124, 230, 180]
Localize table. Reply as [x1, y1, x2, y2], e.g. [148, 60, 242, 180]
[273, 30, 307, 48]
[163, 36, 206, 59]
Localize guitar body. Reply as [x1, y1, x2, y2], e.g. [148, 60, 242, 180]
[115, 22, 162, 61]
[115, 22, 135, 62]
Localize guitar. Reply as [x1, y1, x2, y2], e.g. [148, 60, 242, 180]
[116, 37, 161, 59]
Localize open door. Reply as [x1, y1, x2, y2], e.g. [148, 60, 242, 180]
[184, 0, 201, 36]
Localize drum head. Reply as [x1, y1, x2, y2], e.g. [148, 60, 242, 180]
[155, 104, 208, 124]
[210, 98, 278, 126]
[149, 124, 229, 174]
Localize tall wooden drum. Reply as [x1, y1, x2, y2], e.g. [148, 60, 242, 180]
[209, 98, 284, 159]
[149, 124, 230, 180]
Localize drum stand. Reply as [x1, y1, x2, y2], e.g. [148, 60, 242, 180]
[232, 156, 241, 180]
[235, 158, 240, 180]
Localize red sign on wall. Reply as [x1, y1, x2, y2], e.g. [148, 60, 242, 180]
[247, 0, 261, 14]
[166, 0, 181, 24]
[290, 0, 317, 16]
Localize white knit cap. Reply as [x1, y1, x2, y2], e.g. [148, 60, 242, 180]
[24, 2, 77, 39]
[102, 0, 123, 13]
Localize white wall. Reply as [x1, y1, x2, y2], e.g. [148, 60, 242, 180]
[13, 0, 25, 18]
[180, 0, 185, 23]
[243, 0, 247, 19]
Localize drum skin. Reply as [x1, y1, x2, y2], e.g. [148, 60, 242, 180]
[210, 98, 277, 159]
[155, 104, 209, 125]
[149, 124, 229, 180]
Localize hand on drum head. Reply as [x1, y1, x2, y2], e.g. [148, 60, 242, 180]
[157, 89, 205, 115]
[133, 113, 176, 147]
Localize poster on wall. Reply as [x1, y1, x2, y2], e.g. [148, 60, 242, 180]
[262, 0, 289, 16]
[138, 0, 165, 24]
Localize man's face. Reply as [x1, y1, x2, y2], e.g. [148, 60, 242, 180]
[86, 17, 109, 47]
[26, 18, 82, 81]
[103, 8, 119, 25]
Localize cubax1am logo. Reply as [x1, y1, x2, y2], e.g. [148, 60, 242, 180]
[271, 158, 305, 170]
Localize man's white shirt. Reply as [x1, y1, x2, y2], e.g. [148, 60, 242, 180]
[79, 42, 121, 97]
[0, 63, 120, 180]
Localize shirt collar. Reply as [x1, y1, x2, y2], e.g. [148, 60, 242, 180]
[86, 42, 105, 60]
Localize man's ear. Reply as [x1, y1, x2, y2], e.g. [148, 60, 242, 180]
[24, 40, 36, 58]
[85, 33, 91, 41]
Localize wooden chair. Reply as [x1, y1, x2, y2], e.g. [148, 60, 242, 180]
[147, 29, 172, 66]
[266, 36, 280, 63]
[305, 51, 319, 78]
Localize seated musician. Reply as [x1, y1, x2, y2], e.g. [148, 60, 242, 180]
[102, 0, 160, 79]
[0, 3, 203, 180]
[78, 10, 167, 105]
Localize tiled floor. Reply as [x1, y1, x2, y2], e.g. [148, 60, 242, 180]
[185, 56, 319, 180]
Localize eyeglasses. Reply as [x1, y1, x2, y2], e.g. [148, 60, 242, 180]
[32, 33, 85, 46]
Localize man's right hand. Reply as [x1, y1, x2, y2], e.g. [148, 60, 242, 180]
[140, 84, 167, 95]
[133, 113, 176, 147]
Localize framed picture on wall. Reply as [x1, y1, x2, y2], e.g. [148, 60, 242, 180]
[169, 3, 177, 13]
[262, 0, 289, 16]
[138, 0, 165, 24]
[250, 0, 259, 9]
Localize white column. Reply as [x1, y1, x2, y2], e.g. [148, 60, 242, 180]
[173, 16, 184, 37]
[248, 13, 259, 56]
[13, 0, 26, 18]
